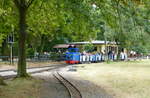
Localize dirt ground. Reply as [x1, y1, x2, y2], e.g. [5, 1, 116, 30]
[0, 65, 116, 98]
[34, 67, 115, 98]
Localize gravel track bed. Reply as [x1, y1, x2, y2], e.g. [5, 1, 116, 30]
[33, 71, 70, 98]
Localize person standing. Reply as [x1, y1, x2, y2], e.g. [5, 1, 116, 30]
[120, 51, 125, 61]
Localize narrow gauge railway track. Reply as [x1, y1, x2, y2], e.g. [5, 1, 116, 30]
[53, 72, 82, 98]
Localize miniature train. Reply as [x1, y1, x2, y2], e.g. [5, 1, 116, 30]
[65, 47, 105, 64]
[65, 46, 129, 64]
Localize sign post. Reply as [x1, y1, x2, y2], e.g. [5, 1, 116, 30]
[8, 33, 14, 65]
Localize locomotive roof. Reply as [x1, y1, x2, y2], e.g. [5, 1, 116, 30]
[53, 44, 75, 48]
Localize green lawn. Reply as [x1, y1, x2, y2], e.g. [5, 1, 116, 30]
[77, 60, 150, 98]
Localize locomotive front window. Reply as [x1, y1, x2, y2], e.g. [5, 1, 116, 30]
[69, 49, 76, 52]
[68, 48, 79, 52]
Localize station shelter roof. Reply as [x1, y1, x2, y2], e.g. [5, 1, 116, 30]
[53, 40, 117, 48]
[70, 40, 117, 45]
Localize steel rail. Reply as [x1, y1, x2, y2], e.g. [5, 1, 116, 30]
[53, 71, 82, 98]
[53, 72, 71, 98]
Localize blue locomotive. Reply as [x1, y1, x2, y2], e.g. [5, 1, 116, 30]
[65, 47, 80, 64]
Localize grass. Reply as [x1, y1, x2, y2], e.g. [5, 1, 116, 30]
[0, 78, 42, 98]
[77, 60, 150, 98]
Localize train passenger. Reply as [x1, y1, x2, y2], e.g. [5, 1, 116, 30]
[79, 52, 83, 63]
[89, 52, 92, 62]
[86, 52, 90, 63]
[124, 52, 128, 60]
[114, 53, 117, 60]
[112, 51, 115, 61]
[95, 53, 101, 62]
[98, 53, 102, 62]
[101, 52, 105, 61]
[108, 51, 112, 60]
[80, 51, 86, 63]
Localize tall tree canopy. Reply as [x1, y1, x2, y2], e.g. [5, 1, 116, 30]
[0, 0, 149, 78]
[89, 0, 150, 53]
[0, 0, 96, 77]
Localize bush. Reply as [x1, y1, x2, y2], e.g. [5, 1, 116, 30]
[26, 48, 34, 56]
[83, 43, 94, 52]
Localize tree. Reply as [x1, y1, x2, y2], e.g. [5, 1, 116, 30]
[13, 0, 35, 77]
[13, 0, 95, 77]
[0, 1, 10, 54]
[26, 0, 96, 52]
[0, 1, 12, 84]
[0, 0, 149, 79]
[89, 0, 150, 54]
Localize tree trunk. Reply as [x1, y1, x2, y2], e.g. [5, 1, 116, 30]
[17, 7, 28, 77]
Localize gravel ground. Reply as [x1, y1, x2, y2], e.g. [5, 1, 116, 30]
[33, 71, 70, 98]
[32, 66, 114, 98]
